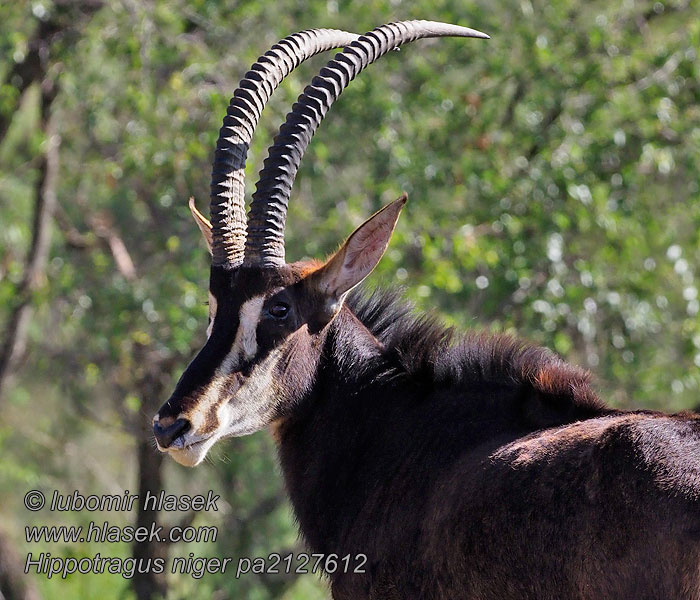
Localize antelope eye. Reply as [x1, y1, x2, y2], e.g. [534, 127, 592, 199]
[267, 302, 290, 319]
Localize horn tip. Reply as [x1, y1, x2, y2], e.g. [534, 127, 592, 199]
[462, 27, 490, 39]
[417, 21, 490, 40]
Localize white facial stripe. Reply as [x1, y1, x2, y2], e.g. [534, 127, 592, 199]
[216, 295, 265, 376]
[238, 296, 264, 359]
[206, 292, 218, 339]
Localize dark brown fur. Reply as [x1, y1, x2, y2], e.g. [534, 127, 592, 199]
[274, 288, 700, 599]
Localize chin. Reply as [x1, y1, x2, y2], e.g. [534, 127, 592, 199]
[167, 437, 217, 467]
[169, 448, 206, 467]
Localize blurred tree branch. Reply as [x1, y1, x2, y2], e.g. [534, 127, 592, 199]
[0, 0, 104, 144]
[129, 344, 184, 600]
[88, 214, 138, 281]
[54, 200, 139, 280]
[132, 434, 168, 600]
[0, 80, 59, 403]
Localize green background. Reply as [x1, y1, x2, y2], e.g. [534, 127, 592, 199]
[1, 0, 698, 598]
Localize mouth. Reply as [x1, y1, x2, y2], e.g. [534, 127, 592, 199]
[183, 438, 207, 450]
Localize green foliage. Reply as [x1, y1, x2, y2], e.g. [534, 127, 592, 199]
[1, 0, 698, 598]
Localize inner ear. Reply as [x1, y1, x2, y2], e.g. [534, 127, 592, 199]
[313, 194, 407, 304]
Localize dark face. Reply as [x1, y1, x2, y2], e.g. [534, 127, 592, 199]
[153, 262, 328, 466]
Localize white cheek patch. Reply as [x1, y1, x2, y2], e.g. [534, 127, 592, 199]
[238, 345, 284, 401]
[220, 343, 289, 437]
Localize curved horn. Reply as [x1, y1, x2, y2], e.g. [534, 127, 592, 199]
[209, 28, 360, 267]
[244, 20, 489, 266]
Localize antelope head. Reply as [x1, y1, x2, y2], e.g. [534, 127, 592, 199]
[153, 21, 488, 467]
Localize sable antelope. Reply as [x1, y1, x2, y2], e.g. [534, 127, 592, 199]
[154, 21, 700, 599]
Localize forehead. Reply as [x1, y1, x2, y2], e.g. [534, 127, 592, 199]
[209, 262, 319, 303]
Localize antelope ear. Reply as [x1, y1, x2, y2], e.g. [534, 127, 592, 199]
[315, 194, 407, 303]
[189, 197, 213, 255]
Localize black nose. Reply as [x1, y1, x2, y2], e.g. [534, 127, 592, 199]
[153, 418, 190, 448]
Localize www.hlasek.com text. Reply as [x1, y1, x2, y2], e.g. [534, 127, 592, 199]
[26, 520, 218, 544]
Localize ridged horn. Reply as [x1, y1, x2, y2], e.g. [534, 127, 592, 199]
[209, 28, 360, 267]
[244, 20, 489, 266]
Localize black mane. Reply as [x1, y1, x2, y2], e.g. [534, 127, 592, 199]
[347, 287, 608, 420]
